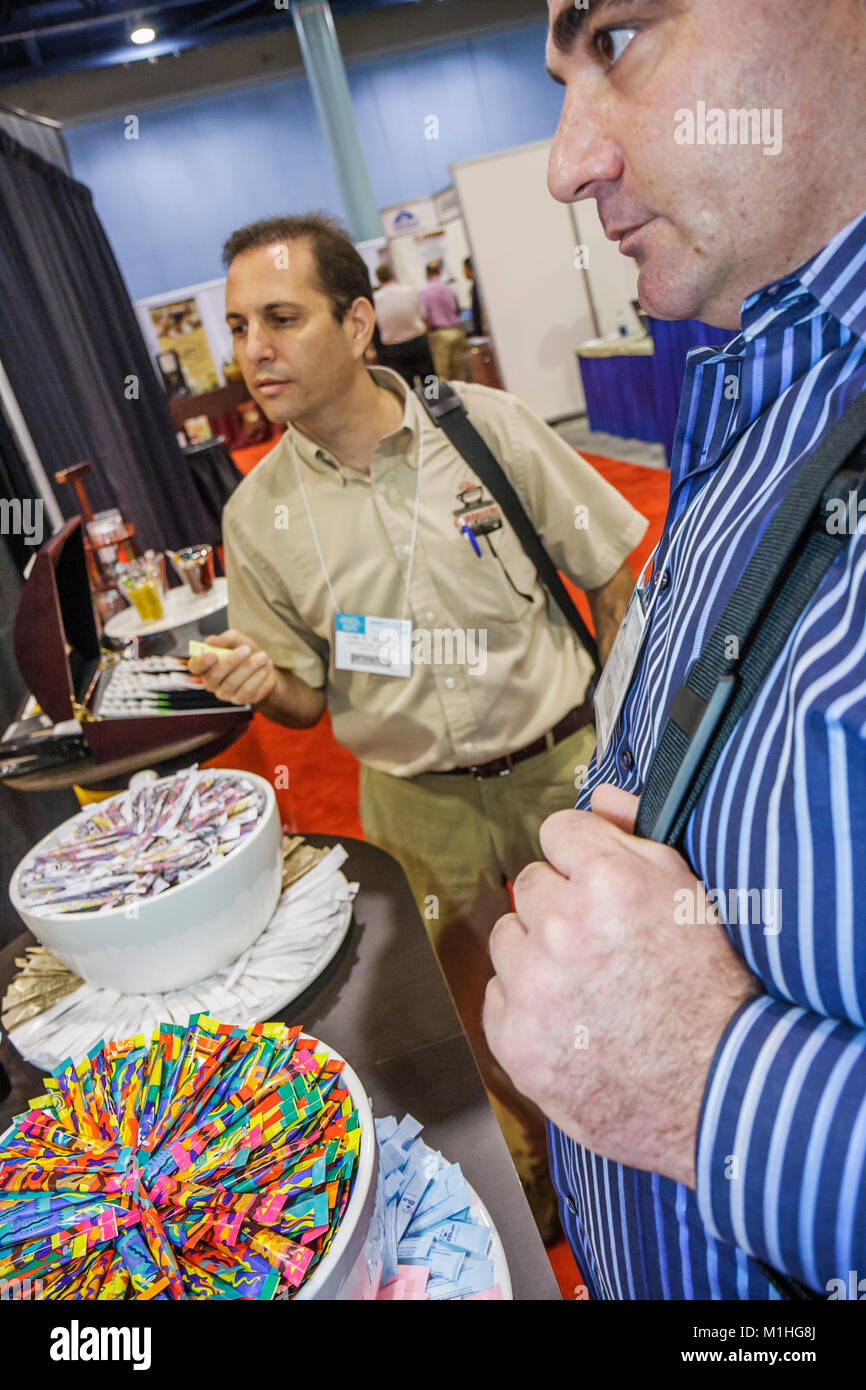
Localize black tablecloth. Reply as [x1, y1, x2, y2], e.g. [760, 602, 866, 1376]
[183, 439, 243, 550]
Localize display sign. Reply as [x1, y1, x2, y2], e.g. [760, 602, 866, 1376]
[149, 297, 218, 396]
[380, 195, 438, 238]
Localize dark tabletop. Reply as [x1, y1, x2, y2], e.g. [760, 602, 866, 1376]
[0, 726, 245, 793]
[0, 834, 560, 1301]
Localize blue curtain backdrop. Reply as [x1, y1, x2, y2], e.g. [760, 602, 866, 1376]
[63, 20, 560, 300]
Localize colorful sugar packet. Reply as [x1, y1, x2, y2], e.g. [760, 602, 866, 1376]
[18, 767, 265, 916]
[0, 1016, 361, 1299]
[374, 1115, 504, 1300]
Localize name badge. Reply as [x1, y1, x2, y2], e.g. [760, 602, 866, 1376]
[593, 586, 648, 758]
[335, 613, 413, 679]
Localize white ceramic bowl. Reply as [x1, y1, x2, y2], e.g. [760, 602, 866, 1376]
[293, 1050, 383, 1301]
[9, 770, 281, 995]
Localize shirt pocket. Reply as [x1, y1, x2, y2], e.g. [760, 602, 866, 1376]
[450, 523, 539, 623]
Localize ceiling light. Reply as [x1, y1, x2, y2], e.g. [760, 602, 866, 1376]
[130, 26, 156, 45]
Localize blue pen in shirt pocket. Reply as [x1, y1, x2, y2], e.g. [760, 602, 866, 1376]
[460, 524, 483, 557]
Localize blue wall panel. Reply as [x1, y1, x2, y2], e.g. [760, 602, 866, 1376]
[64, 19, 560, 301]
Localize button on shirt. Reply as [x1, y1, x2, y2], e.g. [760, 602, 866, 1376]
[373, 282, 426, 346]
[419, 279, 461, 329]
[550, 207, 866, 1299]
[222, 367, 647, 777]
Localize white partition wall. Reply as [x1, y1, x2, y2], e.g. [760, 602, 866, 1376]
[569, 201, 641, 339]
[452, 141, 592, 420]
[452, 140, 641, 421]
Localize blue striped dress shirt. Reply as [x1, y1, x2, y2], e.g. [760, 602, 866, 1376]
[549, 207, 866, 1300]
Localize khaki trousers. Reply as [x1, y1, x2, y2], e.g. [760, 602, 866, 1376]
[427, 326, 468, 382]
[359, 724, 596, 1194]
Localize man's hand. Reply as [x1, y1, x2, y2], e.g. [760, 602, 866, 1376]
[482, 785, 761, 1189]
[189, 629, 277, 707]
[189, 629, 327, 729]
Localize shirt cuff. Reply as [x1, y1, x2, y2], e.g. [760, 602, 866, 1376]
[696, 993, 866, 1293]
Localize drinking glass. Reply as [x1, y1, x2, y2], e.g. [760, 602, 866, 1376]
[167, 544, 215, 596]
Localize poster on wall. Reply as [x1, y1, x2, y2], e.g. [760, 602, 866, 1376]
[148, 298, 218, 396]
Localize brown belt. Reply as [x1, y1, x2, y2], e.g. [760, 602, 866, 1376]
[430, 702, 595, 781]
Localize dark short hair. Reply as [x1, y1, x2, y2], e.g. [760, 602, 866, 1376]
[464, 256, 473, 272]
[376, 264, 395, 284]
[222, 212, 374, 322]
[426, 260, 442, 278]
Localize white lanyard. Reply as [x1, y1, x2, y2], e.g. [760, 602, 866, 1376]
[593, 523, 685, 757]
[291, 430, 424, 622]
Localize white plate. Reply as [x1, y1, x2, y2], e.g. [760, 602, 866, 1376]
[104, 577, 228, 639]
[248, 905, 353, 1025]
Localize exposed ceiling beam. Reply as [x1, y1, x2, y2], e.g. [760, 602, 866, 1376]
[0, 0, 215, 44]
[183, 0, 264, 34]
[0, 0, 548, 119]
[0, 11, 297, 84]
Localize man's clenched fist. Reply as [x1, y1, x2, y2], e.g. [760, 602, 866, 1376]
[483, 785, 761, 1189]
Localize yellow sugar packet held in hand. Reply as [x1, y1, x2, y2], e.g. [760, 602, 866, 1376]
[188, 640, 234, 661]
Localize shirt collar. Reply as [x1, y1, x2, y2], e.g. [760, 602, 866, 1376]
[287, 366, 420, 480]
[740, 205, 866, 344]
[670, 206, 866, 490]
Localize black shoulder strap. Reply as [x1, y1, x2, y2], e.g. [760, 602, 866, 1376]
[415, 380, 601, 676]
[635, 388, 866, 848]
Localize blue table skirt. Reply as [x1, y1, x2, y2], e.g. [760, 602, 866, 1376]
[577, 318, 722, 463]
[578, 351, 662, 444]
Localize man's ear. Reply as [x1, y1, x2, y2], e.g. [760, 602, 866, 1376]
[346, 296, 376, 360]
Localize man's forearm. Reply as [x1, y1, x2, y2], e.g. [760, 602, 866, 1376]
[586, 561, 636, 665]
[258, 668, 326, 729]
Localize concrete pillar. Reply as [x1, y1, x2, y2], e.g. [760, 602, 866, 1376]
[291, 0, 382, 242]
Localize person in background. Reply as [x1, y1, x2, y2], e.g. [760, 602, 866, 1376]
[191, 211, 647, 1242]
[464, 255, 486, 338]
[419, 260, 467, 381]
[483, 0, 866, 1300]
[372, 264, 436, 387]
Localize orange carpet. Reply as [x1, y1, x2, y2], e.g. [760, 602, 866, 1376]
[209, 433, 670, 1296]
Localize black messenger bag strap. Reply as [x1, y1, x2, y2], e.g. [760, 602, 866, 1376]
[633, 387, 866, 1302]
[635, 388, 866, 847]
[415, 380, 602, 681]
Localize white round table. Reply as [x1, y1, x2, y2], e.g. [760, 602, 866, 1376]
[104, 577, 228, 650]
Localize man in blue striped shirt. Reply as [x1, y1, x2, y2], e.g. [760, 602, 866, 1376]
[483, 1, 866, 1297]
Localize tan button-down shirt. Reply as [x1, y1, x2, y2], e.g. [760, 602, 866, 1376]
[223, 367, 647, 776]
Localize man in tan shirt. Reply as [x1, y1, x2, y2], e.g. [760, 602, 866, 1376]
[192, 212, 647, 1239]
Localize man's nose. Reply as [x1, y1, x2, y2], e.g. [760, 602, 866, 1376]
[547, 89, 622, 204]
[244, 320, 276, 362]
